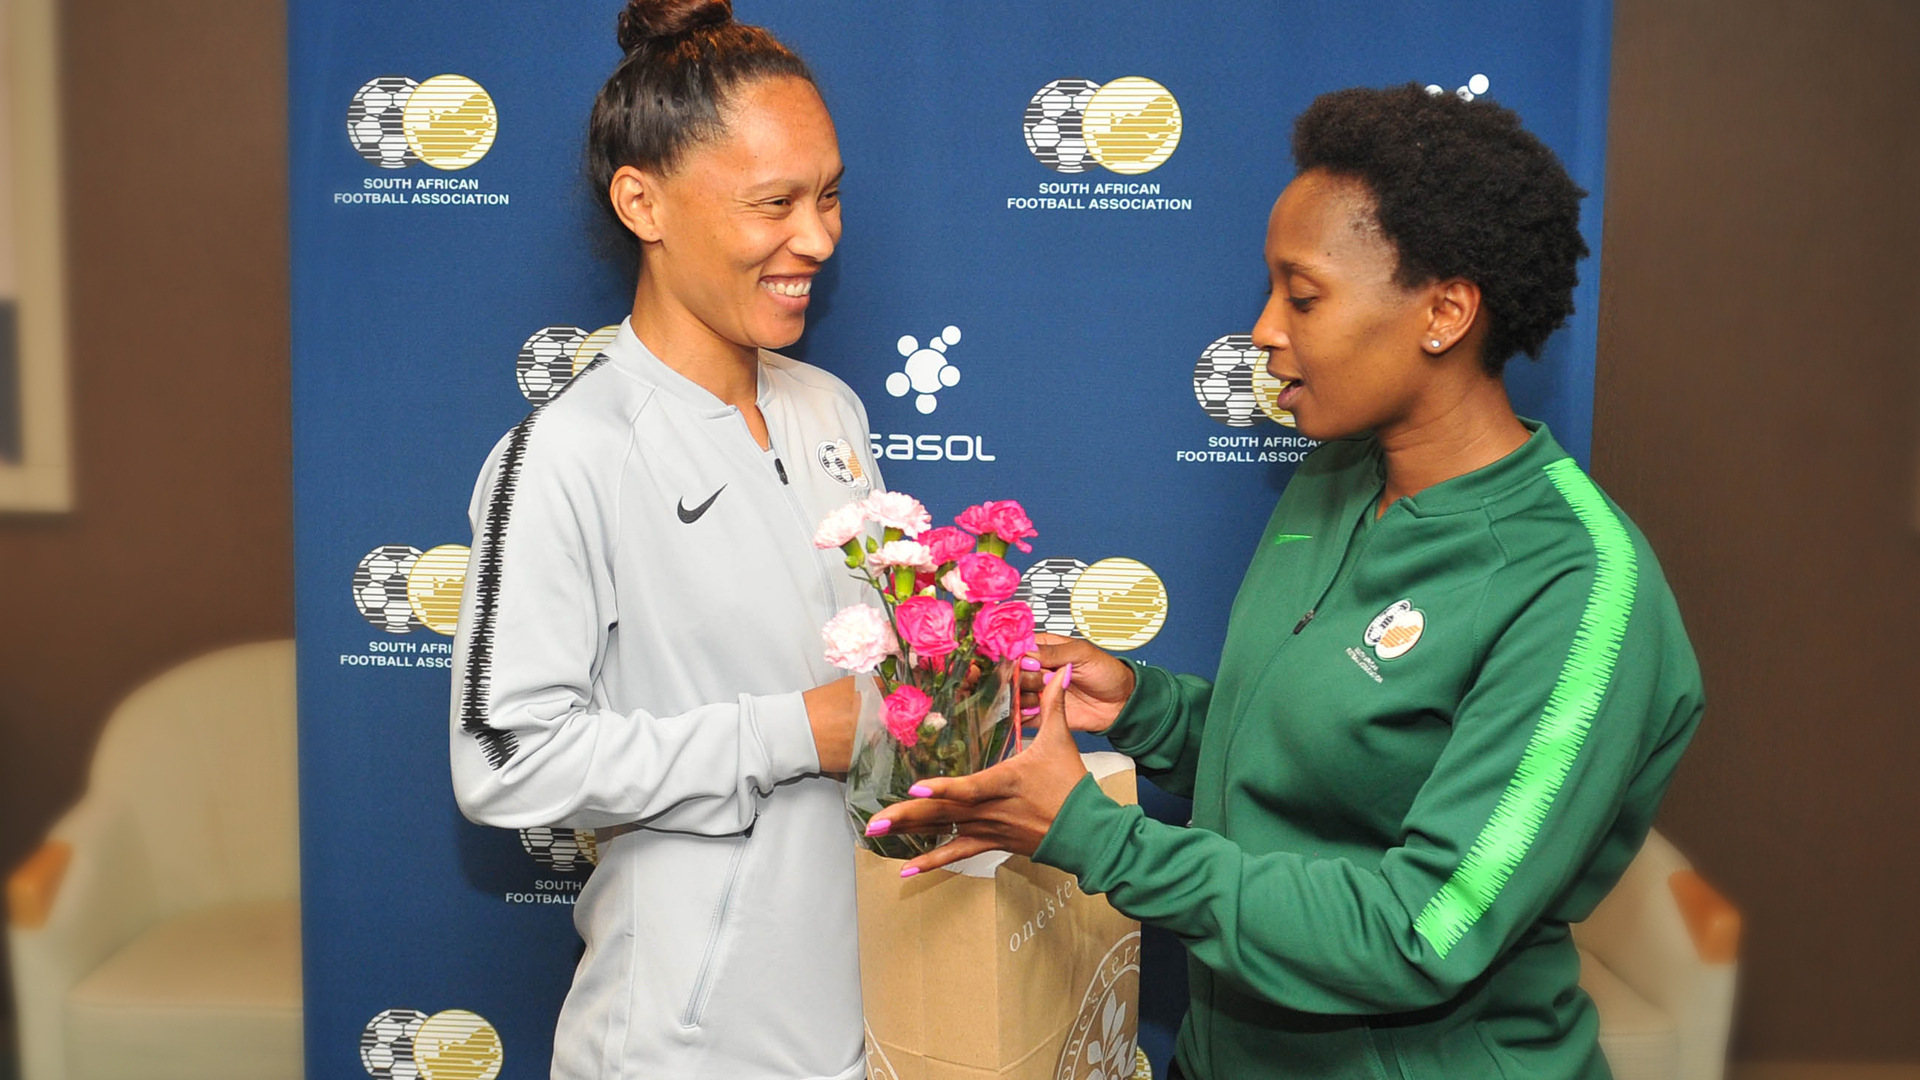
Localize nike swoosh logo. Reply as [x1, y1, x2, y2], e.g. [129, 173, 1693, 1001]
[1272, 533, 1313, 546]
[677, 485, 726, 524]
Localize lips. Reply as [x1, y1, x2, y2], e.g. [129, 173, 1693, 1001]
[760, 276, 813, 300]
[1273, 374, 1305, 410]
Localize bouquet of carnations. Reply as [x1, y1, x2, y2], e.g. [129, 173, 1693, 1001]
[815, 491, 1040, 858]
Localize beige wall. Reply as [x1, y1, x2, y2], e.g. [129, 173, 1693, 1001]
[2, 0, 1917, 1065]
[1597, 0, 1920, 1062]
[0, 0, 293, 1030]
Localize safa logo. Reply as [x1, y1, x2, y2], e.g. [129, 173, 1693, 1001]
[349, 543, 469, 640]
[516, 324, 619, 403]
[1023, 77, 1182, 176]
[359, 1008, 503, 1080]
[347, 75, 498, 170]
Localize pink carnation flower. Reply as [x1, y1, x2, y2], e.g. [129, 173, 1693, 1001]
[862, 491, 932, 537]
[955, 500, 1039, 553]
[971, 600, 1037, 663]
[894, 596, 958, 660]
[869, 540, 935, 572]
[955, 551, 1021, 603]
[920, 526, 975, 565]
[812, 501, 868, 549]
[821, 604, 897, 673]
[882, 685, 932, 744]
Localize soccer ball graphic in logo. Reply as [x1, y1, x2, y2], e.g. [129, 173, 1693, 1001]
[519, 827, 600, 874]
[517, 326, 589, 404]
[353, 545, 425, 633]
[1015, 558, 1089, 638]
[1193, 334, 1266, 427]
[1023, 78, 1099, 173]
[886, 326, 962, 415]
[348, 77, 420, 169]
[360, 1008, 429, 1080]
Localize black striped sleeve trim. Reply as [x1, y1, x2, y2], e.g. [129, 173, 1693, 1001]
[459, 357, 611, 770]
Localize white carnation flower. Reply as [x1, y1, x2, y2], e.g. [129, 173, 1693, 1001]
[821, 604, 898, 673]
[862, 490, 932, 536]
[869, 540, 935, 572]
[813, 501, 869, 549]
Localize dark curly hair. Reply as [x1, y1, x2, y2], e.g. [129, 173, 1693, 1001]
[1292, 84, 1588, 373]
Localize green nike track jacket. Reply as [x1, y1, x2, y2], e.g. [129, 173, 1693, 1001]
[1032, 423, 1704, 1080]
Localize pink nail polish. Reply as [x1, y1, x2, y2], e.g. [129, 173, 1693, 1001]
[1060, 662, 1074, 693]
[900, 866, 920, 878]
[909, 784, 933, 798]
[1019, 656, 1041, 671]
[1021, 706, 1040, 717]
[865, 819, 891, 837]
[1042, 670, 1054, 686]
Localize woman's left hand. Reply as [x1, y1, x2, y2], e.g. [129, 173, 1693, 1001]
[867, 664, 1090, 876]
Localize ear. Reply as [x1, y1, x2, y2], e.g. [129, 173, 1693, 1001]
[1422, 278, 1482, 355]
[609, 165, 666, 243]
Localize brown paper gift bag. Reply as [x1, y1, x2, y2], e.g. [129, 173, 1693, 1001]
[856, 753, 1148, 1080]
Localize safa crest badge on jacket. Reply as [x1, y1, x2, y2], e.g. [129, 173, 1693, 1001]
[1365, 599, 1427, 660]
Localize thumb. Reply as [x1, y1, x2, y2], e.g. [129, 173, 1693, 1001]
[1035, 661, 1075, 749]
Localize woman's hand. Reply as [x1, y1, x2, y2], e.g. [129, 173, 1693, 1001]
[803, 675, 863, 776]
[1017, 633, 1134, 734]
[867, 662, 1090, 876]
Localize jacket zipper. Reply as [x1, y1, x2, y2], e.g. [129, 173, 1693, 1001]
[1215, 486, 1386, 820]
[680, 833, 751, 1028]
[764, 438, 840, 619]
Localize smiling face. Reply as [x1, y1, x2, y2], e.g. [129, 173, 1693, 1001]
[1252, 170, 1463, 442]
[616, 76, 843, 353]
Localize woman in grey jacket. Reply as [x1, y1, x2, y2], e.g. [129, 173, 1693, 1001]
[449, 3, 880, 1077]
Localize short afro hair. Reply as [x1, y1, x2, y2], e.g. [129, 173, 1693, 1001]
[1292, 83, 1588, 373]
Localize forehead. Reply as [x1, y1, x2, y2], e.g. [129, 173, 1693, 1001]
[696, 76, 840, 179]
[1265, 170, 1393, 273]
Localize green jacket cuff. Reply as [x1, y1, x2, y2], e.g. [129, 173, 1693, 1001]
[1104, 660, 1180, 758]
[1032, 772, 1138, 890]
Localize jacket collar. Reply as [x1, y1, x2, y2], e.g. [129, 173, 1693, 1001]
[1382, 419, 1571, 518]
[605, 318, 774, 419]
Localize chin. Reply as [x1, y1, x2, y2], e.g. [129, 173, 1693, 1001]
[748, 315, 807, 352]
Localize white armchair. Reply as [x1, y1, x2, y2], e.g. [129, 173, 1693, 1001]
[1574, 827, 1742, 1080]
[6, 640, 302, 1080]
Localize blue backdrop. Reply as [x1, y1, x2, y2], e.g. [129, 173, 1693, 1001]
[289, 3, 1612, 1076]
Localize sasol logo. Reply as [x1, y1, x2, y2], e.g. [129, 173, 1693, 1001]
[1426, 72, 1492, 102]
[1023, 77, 1182, 176]
[347, 74, 498, 171]
[869, 433, 998, 463]
[886, 325, 963, 414]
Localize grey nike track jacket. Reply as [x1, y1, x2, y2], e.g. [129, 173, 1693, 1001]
[449, 320, 883, 1080]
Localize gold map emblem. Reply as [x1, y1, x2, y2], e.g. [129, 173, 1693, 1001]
[1070, 558, 1168, 651]
[406, 544, 471, 636]
[402, 75, 499, 170]
[1081, 78, 1183, 176]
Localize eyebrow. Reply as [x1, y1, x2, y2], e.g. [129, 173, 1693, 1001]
[742, 167, 845, 197]
[1278, 259, 1323, 277]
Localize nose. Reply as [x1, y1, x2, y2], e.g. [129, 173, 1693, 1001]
[788, 200, 836, 263]
[1251, 290, 1290, 360]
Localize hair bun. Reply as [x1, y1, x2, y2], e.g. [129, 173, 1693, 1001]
[617, 0, 734, 51]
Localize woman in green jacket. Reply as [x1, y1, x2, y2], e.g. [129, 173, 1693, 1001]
[869, 84, 1704, 1080]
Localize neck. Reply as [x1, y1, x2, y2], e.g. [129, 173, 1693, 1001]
[1374, 373, 1530, 511]
[629, 273, 760, 407]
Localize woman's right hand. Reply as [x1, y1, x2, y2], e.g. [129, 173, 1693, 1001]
[1016, 633, 1134, 734]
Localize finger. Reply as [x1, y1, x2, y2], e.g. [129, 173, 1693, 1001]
[1035, 661, 1076, 748]
[1018, 662, 1059, 717]
[869, 797, 964, 835]
[899, 835, 1000, 878]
